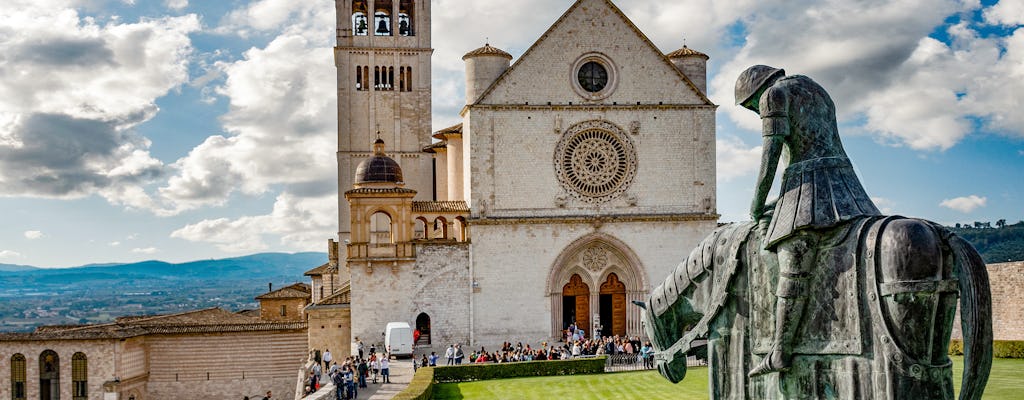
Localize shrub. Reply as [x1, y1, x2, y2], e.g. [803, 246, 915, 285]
[993, 341, 1024, 359]
[393, 366, 434, 400]
[433, 357, 607, 383]
[948, 339, 1024, 358]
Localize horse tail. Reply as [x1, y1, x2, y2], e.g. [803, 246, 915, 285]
[948, 235, 992, 400]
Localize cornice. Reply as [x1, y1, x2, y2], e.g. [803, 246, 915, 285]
[468, 213, 720, 226]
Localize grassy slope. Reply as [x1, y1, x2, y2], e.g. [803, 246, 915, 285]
[434, 356, 1024, 399]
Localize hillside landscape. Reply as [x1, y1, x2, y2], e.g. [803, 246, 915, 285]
[0, 252, 326, 332]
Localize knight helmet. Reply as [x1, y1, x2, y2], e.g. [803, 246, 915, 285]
[735, 65, 785, 106]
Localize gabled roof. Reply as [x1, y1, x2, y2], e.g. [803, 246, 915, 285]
[304, 262, 332, 276]
[0, 308, 306, 341]
[256, 282, 311, 300]
[469, 0, 713, 108]
[432, 123, 463, 139]
[312, 283, 352, 306]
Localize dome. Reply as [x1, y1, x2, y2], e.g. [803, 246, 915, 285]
[354, 138, 404, 185]
[666, 45, 709, 60]
[462, 43, 513, 60]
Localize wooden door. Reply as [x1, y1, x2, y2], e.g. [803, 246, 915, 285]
[563, 274, 590, 335]
[601, 273, 627, 337]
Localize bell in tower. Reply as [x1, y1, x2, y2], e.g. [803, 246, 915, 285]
[376, 18, 390, 35]
[398, 16, 410, 36]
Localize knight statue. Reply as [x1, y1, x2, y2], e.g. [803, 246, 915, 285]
[638, 66, 993, 400]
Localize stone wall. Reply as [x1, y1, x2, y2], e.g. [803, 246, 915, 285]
[146, 330, 307, 399]
[307, 305, 352, 360]
[952, 261, 1024, 341]
[349, 243, 472, 354]
[260, 298, 308, 322]
[0, 339, 117, 400]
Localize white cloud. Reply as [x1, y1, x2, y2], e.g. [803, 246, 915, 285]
[216, 0, 333, 40]
[940, 195, 987, 213]
[0, 250, 22, 259]
[159, 34, 336, 212]
[23, 230, 44, 240]
[984, 0, 1024, 26]
[716, 136, 761, 182]
[0, 2, 199, 208]
[171, 193, 336, 252]
[871, 197, 896, 214]
[131, 247, 159, 254]
[109, 241, 121, 247]
[165, 0, 187, 11]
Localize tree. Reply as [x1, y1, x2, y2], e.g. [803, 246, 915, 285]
[997, 219, 1007, 229]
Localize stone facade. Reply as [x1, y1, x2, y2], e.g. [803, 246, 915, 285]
[0, 340, 115, 400]
[952, 261, 1024, 341]
[328, 0, 719, 355]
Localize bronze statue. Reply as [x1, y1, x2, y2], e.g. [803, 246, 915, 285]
[638, 66, 992, 399]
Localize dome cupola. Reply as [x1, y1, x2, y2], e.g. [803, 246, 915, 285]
[354, 137, 404, 186]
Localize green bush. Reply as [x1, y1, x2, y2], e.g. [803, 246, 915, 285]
[993, 341, 1024, 358]
[948, 339, 1024, 358]
[433, 357, 607, 383]
[393, 366, 435, 400]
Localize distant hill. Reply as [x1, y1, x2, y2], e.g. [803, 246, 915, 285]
[0, 252, 327, 285]
[0, 263, 38, 272]
[950, 221, 1024, 264]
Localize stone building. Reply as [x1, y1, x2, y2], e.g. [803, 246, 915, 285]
[321, 0, 719, 352]
[0, 288, 309, 400]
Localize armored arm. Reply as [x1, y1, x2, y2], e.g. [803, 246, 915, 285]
[751, 88, 790, 223]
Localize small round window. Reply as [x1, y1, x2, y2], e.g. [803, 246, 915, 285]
[577, 61, 608, 93]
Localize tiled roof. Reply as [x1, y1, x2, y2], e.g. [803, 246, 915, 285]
[666, 45, 709, 60]
[316, 285, 352, 306]
[462, 44, 512, 60]
[236, 309, 261, 318]
[0, 308, 306, 341]
[412, 201, 470, 213]
[432, 123, 463, 139]
[256, 282, 311, 300]
[345, 188, 418, 196]
[422, 141, 447, 153]
[305, 262, 331, 276]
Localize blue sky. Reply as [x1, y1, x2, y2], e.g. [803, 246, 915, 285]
[0, 0, 1021, 267]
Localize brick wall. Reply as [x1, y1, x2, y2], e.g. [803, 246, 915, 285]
[952, 261, 1024, 341]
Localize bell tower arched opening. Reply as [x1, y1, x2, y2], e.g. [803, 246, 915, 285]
[374, 0, 393, 36]
[352, 1, 368, 36]
[398, 0, 414, 36]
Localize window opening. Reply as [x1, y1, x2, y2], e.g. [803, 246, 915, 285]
[398, 0, 414, 36]
[352, 1, 368, 36]
[72, 352, 87, 400]
[11, 353, 26, 400]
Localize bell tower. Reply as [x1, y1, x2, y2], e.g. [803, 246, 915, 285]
[336, 0, 433, 239]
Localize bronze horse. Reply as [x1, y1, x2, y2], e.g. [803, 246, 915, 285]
[639, 216, 992, 399]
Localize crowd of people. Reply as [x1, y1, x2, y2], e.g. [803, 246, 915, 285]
[417, 334, 656, 369]
[303, 341, 394, 400]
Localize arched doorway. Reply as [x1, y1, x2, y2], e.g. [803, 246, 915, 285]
[415, 313, 431, 346]
[39, 350, 59, 400]
[599, 273, 627, 337]
[548, 233, 647, 340]
[562, 274, 590, 338]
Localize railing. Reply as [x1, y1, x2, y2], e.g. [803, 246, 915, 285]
[602, 353, 706, 372]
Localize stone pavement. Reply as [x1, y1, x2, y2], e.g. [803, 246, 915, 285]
[357, 358, 414, 400]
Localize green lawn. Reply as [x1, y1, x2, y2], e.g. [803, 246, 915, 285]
[433, 357, 1024, 399]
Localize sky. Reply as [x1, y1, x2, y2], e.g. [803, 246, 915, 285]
[0, 0, 1021, 268]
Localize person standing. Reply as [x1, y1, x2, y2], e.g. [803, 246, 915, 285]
[380, 355, 391, 383]
[445, 344, 455, 365]
[322, 348, 333, 370]
[370, 354, 380, 384]
[454, 344, 465, 365]
[261, 391, 272, 400]
[357, 358, 368, 388]
[428, 351, 439, 366]
[356, 338, 365, 360]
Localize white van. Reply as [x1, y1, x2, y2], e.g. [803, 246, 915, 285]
[385, 322, 414, 358]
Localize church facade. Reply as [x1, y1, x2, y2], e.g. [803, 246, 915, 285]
[319, 0, 719, 350]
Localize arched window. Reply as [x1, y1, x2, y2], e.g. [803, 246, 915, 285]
[455, 216, 468, 242]
[374, 66, 381, 90]
[415, 217, 429, 239]
[432, 217, 448, 240]
[399, 66, 406, 92]
[363, 67, 370, 91]
[398, 0, 414, 36]
[352, 1, 368, 36]
[72, 352, 87, 400]
[356, 66, 363, 90]
[374, 0, 393, 36]
[405, 66, 412, 92]
[39, 350, 59, 400]
[370, 211, 393, 245]
[11, 353, 26, 400]
[388, 66, 395, 90]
